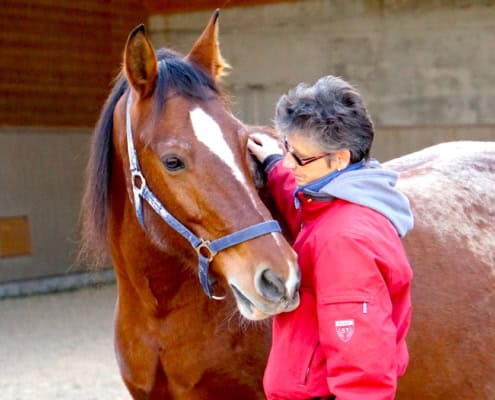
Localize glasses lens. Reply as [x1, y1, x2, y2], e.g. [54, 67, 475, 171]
[283, 138, 304, 166]
[292, 153, 304, 166]
[283, 138, 289, 152]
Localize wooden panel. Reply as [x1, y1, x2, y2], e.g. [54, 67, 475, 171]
[0, 0, 148, 128]
[143, 0, 299, 14]
[0, 216, 32, 258]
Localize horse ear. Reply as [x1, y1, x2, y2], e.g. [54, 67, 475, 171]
[124, 24, 158, 98]
[186, 9, 230, 81]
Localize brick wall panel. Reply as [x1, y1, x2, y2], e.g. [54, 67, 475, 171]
[0, 0, 147, 128]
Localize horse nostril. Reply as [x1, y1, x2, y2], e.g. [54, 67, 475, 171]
[257, 269, 286, 302]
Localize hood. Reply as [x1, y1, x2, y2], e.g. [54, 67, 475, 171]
[302, 160, 414, 237]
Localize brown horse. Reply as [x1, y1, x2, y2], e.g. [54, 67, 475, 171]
[80, 10, 495, 400]
[80, 11, 299, 400]
[387, 141, 495, 399]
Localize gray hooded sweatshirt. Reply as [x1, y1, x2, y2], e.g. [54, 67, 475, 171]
[301, 160, 414, 237]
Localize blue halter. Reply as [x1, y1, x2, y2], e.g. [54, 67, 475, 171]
[125, 92, 282, 299]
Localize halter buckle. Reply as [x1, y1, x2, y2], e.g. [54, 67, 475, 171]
[195, 239, 217, 262]
[132, 171, 146, 194]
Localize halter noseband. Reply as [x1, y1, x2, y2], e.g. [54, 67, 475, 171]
[125, 92, 282, 298]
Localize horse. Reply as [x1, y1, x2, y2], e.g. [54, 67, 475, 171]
[80, 11, 300, 399]
[80, 10, 495, 400]
[386, 141, 495, 399]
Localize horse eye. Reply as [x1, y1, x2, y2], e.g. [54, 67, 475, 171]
[163, 156, 185, 172]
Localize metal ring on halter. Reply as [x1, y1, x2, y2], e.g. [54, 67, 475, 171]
[208, 278, 226, 301]
[132, 171, 146, 194]
[194, 239, 217, 262]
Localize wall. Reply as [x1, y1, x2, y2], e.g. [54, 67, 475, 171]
[148, 0, 495, 160]
[0, 1, 147, 283]
[0, 0, 147, 127]
[0, 128, 90, 281]
[2, 0, 494, 283]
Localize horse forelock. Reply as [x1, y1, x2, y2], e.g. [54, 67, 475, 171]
[155, 49, 219, 114]
[79, 48, 222, 267]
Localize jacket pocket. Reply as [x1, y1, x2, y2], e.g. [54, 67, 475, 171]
[318, 294, 376, 345]
[302, 341, 320, 385]
[319, 294, 374, 311]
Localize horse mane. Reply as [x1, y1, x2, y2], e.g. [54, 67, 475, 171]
[79, 49, 219, 267]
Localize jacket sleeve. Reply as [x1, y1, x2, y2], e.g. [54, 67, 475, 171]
[314, 232, 399, 400]
[266, 160, 302, 239]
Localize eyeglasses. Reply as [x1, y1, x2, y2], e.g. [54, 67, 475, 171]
[282, 137, 333, 166]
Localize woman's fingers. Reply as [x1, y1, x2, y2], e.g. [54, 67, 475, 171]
[248, 133, 283, 163]
[247, 137, 265, 161]
[248, 133, 262, 145]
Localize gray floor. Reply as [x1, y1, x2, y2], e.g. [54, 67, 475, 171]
[0, 284, 130, 400]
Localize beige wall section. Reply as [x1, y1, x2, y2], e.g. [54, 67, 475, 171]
[2, 1, 494, 285]
[148, 0, 495, 160]
[0, 129, 90, 282]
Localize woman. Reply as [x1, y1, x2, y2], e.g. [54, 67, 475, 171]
[248, 76, 414, 400]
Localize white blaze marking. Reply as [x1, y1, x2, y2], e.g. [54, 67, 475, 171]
[190, 107, 247, 185]
[189, 106, 287, 262]
[190, 106, 272, 219]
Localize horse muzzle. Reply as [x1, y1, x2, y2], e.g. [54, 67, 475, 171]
[230, 264, 301, 320]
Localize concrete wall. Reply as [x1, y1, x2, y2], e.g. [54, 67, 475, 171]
[0, 128, 90, 282]
[0, 1, 146, 284]
[149, 0, 495, 160]
[2, 0, 494, 285]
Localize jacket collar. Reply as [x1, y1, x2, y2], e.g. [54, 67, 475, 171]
[293, 161, 364, 209]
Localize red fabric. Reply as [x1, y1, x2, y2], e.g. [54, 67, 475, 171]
[263, 162, 413, 400]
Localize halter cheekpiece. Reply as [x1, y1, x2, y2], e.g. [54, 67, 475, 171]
[125, 92, 282, 298]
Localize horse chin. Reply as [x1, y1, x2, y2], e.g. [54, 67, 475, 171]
[240, 304, 270, 321]
[230, 284, 266, 320]
[230, 284, 299, 321]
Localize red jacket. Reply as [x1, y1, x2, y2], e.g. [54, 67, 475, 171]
[263, 162, 413, 400]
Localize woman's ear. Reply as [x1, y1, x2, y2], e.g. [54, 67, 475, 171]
[335, 149, 351, 170]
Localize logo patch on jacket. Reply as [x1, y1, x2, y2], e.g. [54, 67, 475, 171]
[335, 319, 355, 342]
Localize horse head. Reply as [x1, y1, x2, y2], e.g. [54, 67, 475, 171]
[91, 11, 300, 320]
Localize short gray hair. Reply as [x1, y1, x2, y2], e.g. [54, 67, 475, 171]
[274, 75, 374, 163]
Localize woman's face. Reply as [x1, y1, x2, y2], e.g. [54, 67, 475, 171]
[282, 134, 349, 186]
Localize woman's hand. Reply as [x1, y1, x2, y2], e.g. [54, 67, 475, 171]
[247, 133, 284, 163]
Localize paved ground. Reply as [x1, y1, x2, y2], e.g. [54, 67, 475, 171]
[0, 284, 131, 400]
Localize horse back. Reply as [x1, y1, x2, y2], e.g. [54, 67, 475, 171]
[386, 141, 495, 399]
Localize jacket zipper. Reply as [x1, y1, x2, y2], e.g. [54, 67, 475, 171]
[303, 341, 320, 385]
